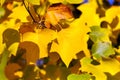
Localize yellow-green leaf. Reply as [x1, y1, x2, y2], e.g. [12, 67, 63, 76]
[0, 7, 5, 18]
[80, 57, 120, 80]
[89, 26, 111, 43]
[8, 42, 19, 56]
[80, 57, 107, 80]
[92, 41, 115, 60]
[67, 73, 91, 80]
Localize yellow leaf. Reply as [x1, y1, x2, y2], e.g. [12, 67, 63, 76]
[80, 57, 106, 80]
[96, 59, 120, 75]
[8, 42, 19, 56]
[48, 0, 64, 4]
[22, 29, 57, 58]
[51, 18, 91, 67]
[8, 2, 29, 22]
[77, 0, 100, 26]
[80, 57, 120, 80]
[101, 6, 120, 23]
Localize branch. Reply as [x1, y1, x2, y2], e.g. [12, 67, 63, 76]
[22, 0, 37, 23]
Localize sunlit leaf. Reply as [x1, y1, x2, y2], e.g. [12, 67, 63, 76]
[96, 59, 120, 75]
[77, 0, 100, 26]
[27, 0, 40, 5]
[101, 6, 120, 23]
[0, 0, 5, 6]
[92, 41, 115, 60]
[8, 2, 29, 22]
[66, 0, 84, 4]
[8, 42, 19, 56]
[80, 57, 107, 80]
[67, 73, 91, 80]
[80, 57, 120, 80]
[51, 18, 91, 67]
[22, 29, 57, 58]
[0, 7, 5, 18]
[48, 0, 65, 4]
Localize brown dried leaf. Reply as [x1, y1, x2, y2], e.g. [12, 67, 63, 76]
[19, 23, 35, 34]
[5, 63, 21, 80]
[19, 41, 39, 64]
[45, 4, 73, 27]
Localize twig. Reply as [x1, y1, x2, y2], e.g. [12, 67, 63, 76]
[22, 0, 37, 23]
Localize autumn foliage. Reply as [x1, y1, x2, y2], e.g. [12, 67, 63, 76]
[0, 0, 120, 80]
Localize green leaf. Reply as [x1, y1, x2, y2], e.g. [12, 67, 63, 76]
[0, 48, 10, 80]
[89, 26, 110, 43]
[67, 73, 91, 80]
[66, 0, 84, 4]
[0, 7, 5, 18]
[80, 57, 107, 80]
[0, 0, 5, 6]
[27, 0, 40, 5]
[91, 41, 115, 59]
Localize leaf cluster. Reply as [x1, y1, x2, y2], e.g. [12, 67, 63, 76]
[0, 0, 120, 80]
